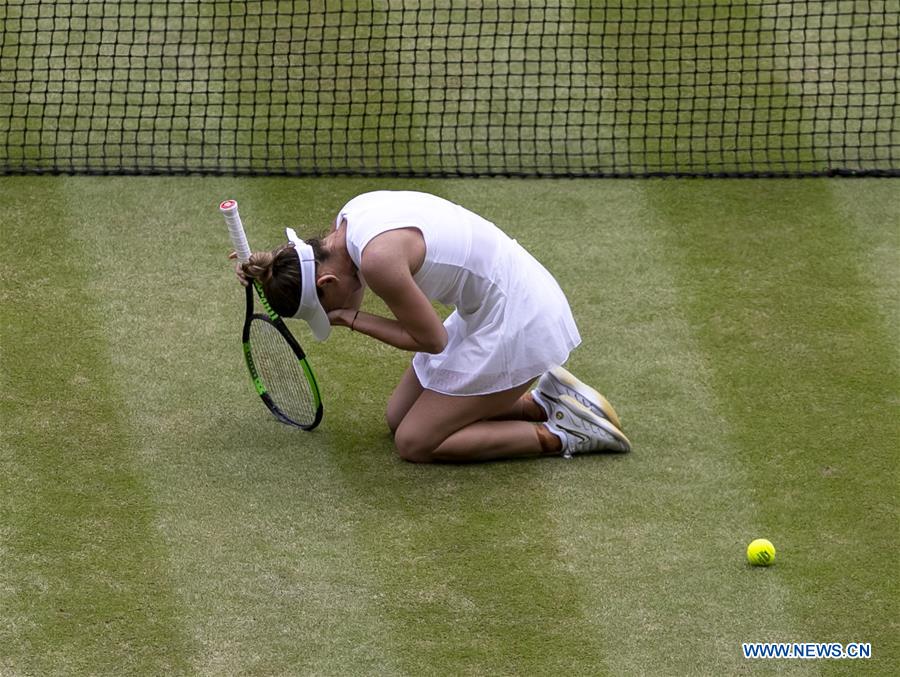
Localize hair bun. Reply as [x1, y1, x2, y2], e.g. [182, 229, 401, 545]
[242, 251, 275, 284]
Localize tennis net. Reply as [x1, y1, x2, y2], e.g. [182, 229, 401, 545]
[1, 0, 898, 177]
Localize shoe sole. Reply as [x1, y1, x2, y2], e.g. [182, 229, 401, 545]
[559, 394, 632, 453]
[544, 366, 623, 430]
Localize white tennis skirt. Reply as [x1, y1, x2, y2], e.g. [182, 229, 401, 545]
[412, 241, 581, 396]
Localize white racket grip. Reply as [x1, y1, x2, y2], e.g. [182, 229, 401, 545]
[219, 199, 252, 264]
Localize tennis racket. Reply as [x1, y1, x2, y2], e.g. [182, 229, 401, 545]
[220, 199, 323, 430]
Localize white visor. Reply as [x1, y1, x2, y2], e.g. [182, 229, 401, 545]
[285, 227, 332, 341]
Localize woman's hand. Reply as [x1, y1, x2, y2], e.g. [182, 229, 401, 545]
[228, 250, 250, 287]
[327, 308, 357, 328]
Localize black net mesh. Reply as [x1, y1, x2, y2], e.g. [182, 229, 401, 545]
[2, 0, 898, 177]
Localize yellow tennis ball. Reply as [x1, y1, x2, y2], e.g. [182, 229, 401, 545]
[747, 538, 776, 566]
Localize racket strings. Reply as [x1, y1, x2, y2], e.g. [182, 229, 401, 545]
[249, 319, 317, 425]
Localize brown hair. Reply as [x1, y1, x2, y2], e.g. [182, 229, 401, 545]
[241, 238, 329, 317]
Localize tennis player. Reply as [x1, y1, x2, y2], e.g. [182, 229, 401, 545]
[232, 190, 630, 462]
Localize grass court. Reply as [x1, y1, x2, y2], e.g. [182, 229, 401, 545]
[1, 0, 898, 674]
[2, 176, 898, 675]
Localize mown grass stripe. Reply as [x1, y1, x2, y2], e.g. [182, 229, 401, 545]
[644, 178, 900, 674]
[59, 175, 411, 674]
[242, 178, 612, 675]
[830, 181, 900, 334]
[0, 177, 194, 675]
[471, 179, 805, 675]
[218, 177, 607, 674]
[330, 458, 613, 674]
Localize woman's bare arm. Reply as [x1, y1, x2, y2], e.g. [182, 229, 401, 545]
[332, 230, 447, 353]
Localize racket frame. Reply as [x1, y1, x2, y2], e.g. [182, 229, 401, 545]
[242, 283, 323, 429]
[222, 199, 323, 430]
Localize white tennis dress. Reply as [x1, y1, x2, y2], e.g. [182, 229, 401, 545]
[338, 191, 581, 395]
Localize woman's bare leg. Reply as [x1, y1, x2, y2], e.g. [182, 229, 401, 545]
[488, 391, 547, 422]
[385, 366, 424, 433]
[393, 383, 562, 463]
[388, 367, 545, 430]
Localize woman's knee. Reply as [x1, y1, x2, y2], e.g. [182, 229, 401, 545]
[392, 424, 439, 463]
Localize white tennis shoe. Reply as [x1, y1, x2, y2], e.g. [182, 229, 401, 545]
[543, 394, 632, 459]
[532, 366, 623, 430]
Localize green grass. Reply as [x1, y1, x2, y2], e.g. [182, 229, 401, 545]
[2, 2, 897, 674]
[1, 175, 897, 675]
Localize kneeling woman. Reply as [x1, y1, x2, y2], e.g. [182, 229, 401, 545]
[233, 190, 630, 462]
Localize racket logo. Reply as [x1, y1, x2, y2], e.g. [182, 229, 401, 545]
[219, 199, 237, 210]
[242, 342, 266, 396]
[253, 281, 279, 322]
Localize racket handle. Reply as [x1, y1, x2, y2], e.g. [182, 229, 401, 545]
[219, 199, 252, 263]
